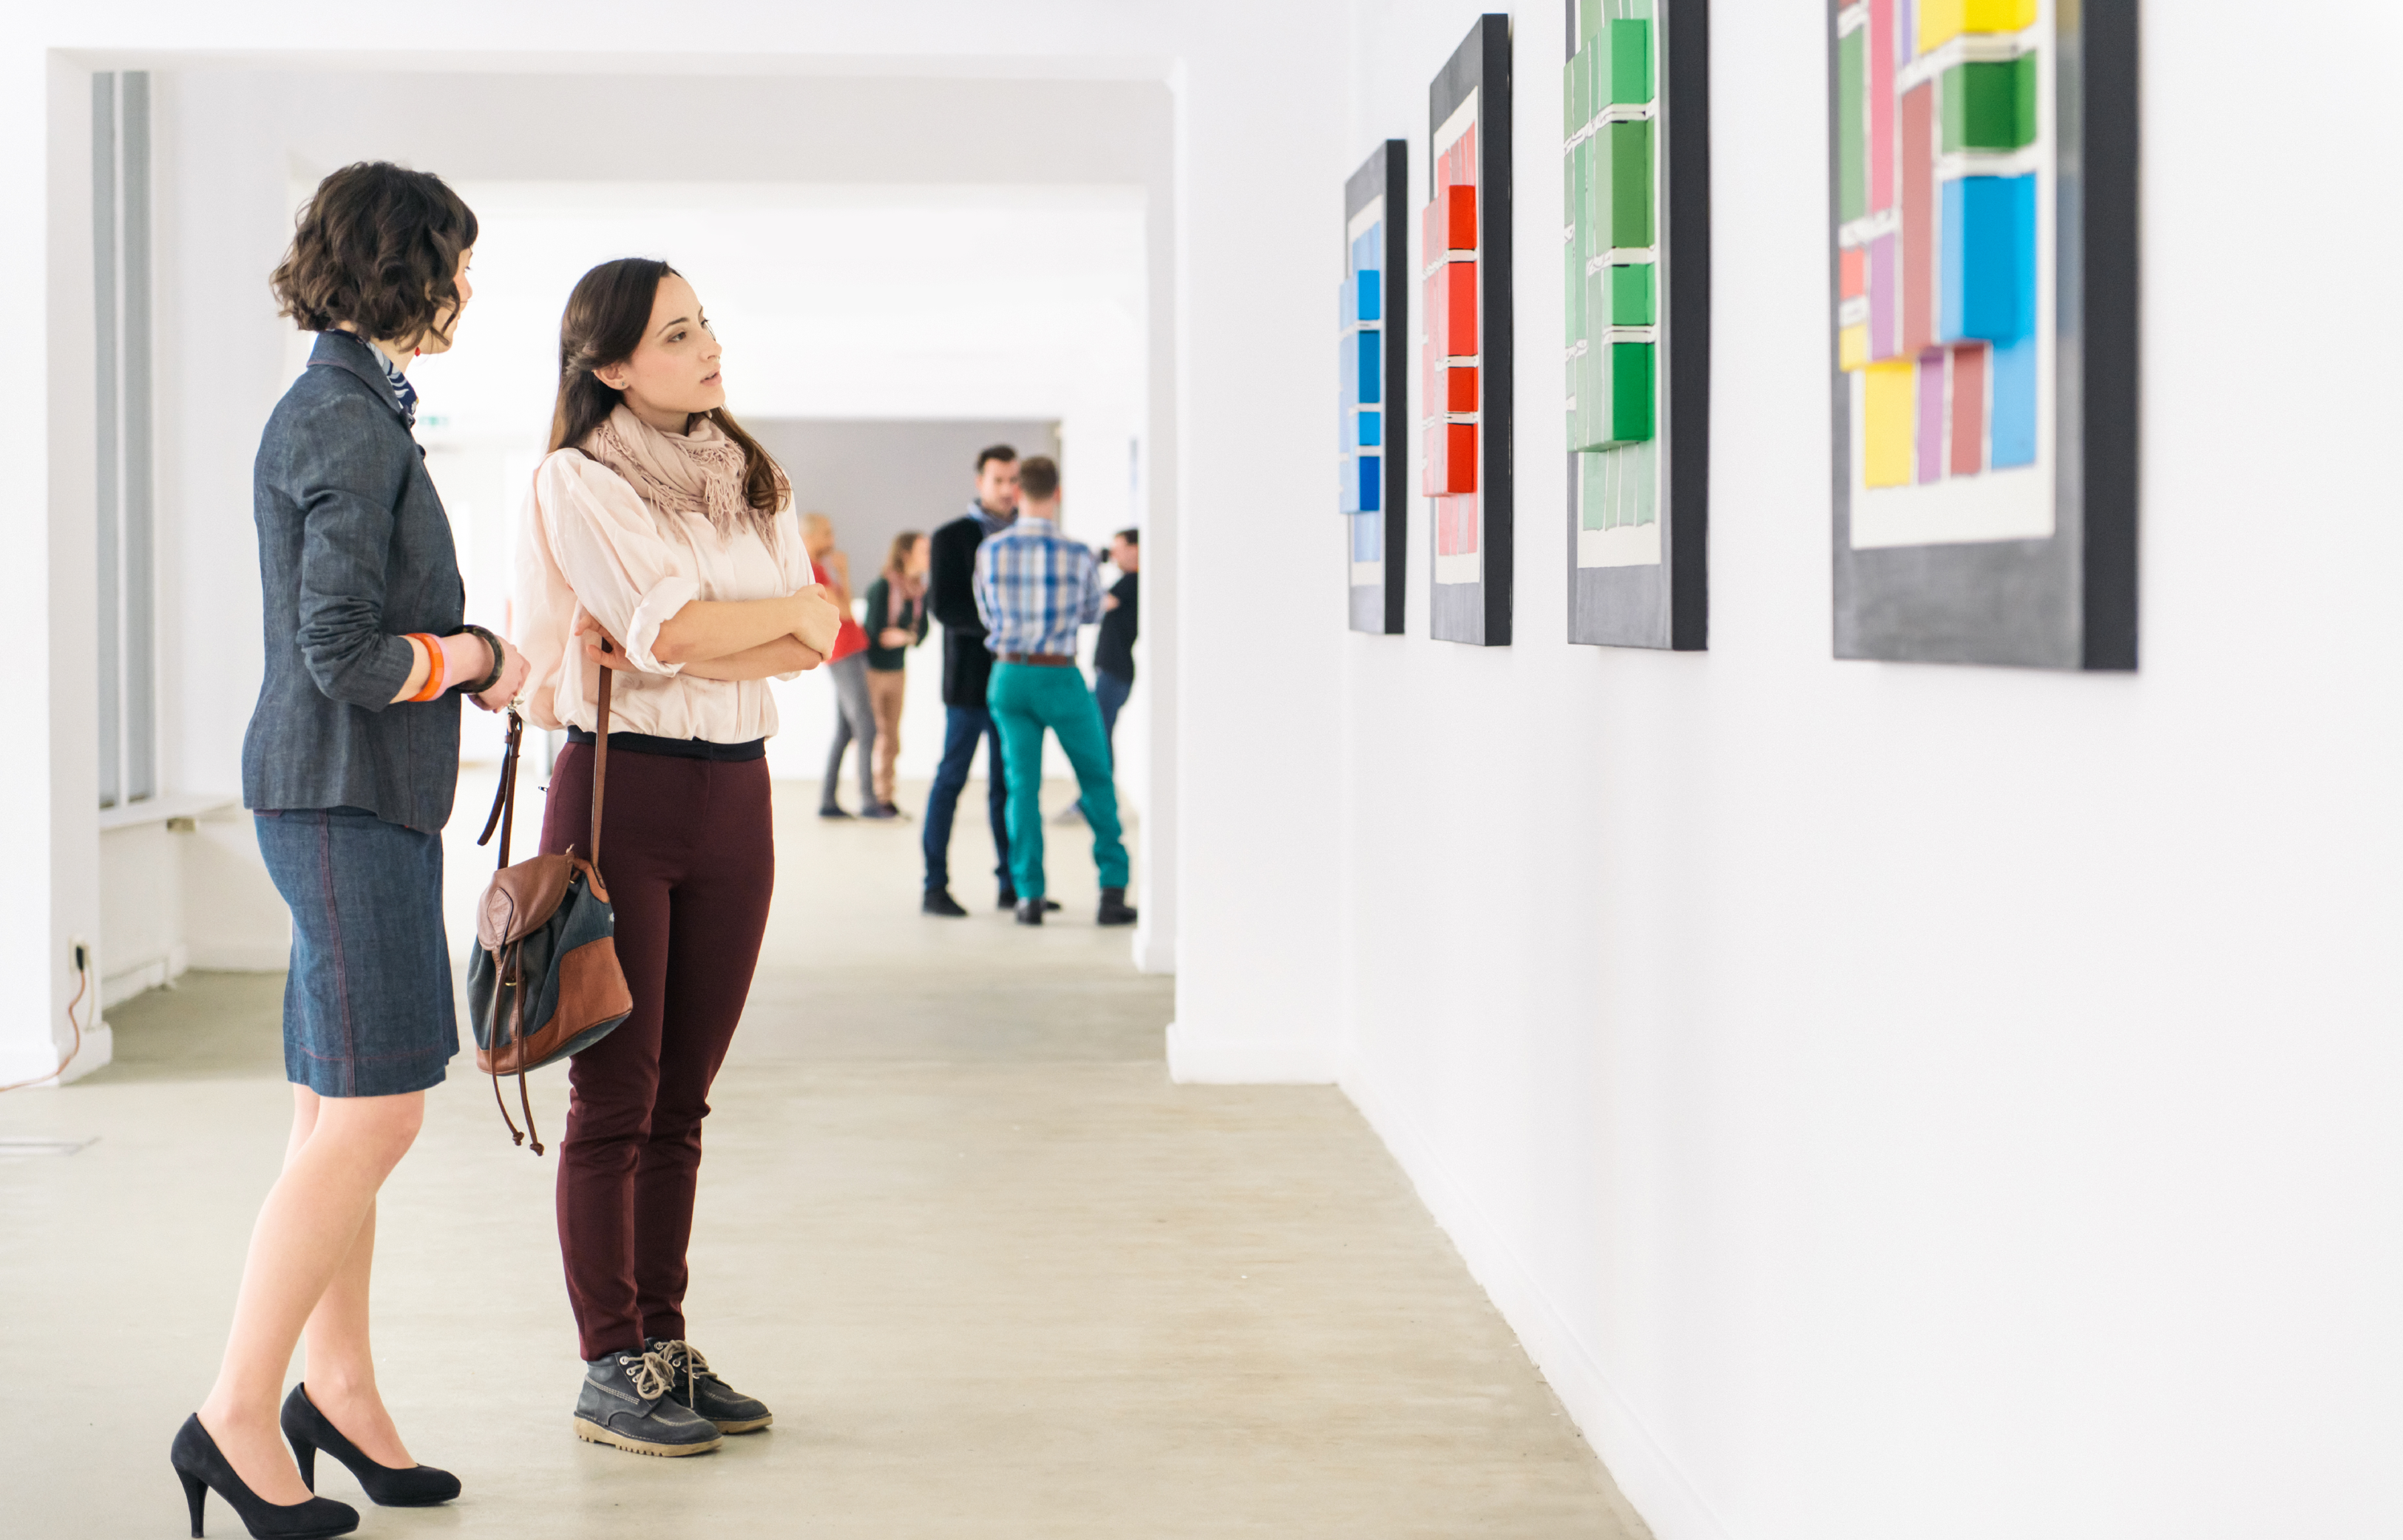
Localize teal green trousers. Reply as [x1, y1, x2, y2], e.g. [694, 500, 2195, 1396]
[986, 662, 1128, 899]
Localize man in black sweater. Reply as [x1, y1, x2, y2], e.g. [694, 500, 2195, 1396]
[1059, 528, 1139, 827]
[921, 445, 1027, 915]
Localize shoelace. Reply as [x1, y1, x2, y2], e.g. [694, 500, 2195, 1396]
[654, 1339, 714, 1405]
[622, 1349, 675, 1403]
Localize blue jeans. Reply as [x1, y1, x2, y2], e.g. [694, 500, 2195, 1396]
[922, 705, 1010, 892]
[1063, 668, 1132, 819]
[1092, 668, 1131, 746]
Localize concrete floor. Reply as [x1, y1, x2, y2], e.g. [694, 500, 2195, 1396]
[0, 775, 1644, 1538]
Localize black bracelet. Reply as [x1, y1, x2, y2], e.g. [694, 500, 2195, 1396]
[455, 624, 506, 696]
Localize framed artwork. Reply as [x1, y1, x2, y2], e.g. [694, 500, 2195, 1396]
[1344, 140, 1410, 635]
[1563, 0, 1709, 651]
[1828, 0, 2137, 668]
[1426, 15, 1514, 647]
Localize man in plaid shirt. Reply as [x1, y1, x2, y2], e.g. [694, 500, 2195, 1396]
[972, 456, 1136, 927]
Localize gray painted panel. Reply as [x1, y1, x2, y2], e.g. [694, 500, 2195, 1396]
[123, 72, 155, 801]
[92, 74, 118, 810]
[1431, 581, 1484, 643]
[1570, 519, 1669, 646]
[744, 418, 1063, 574]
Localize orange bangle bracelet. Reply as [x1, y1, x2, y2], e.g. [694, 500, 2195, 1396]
[407, 633, 447, 702]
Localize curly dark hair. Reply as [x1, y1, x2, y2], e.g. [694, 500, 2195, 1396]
[270, 162, 478, 346]
[549, 257, 786, 523]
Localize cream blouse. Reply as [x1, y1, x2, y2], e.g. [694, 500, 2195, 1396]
[515, 448, 810, 742]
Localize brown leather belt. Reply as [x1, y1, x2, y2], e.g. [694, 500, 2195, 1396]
[999, 652, 1076, 667]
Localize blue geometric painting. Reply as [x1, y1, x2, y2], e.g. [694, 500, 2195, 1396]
[1344, 139, 1409, 635]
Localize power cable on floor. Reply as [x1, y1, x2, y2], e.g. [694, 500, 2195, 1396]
[0, 945, 91, 1093]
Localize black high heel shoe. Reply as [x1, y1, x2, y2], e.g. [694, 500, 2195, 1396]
[169, 1414, 359, 1539]
[280, 1383, 461, 1507]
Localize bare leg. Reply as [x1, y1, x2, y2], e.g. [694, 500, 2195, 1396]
[196, 1086, 424, 1505]
[281, 1086, 414, 1467]
[299, 1198, 416, 1469]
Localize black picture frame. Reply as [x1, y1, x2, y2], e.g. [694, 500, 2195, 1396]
[1428, 14, 1514, 647]
[1346, 140, 1411, 635]
[1563, 0, 1710, 651]
[1826, 0, 2138, 669]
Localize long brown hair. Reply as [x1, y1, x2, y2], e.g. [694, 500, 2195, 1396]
[885, 530, 926, 579]
[548, 257, 784, 519]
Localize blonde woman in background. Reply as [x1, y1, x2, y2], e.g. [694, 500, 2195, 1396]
[859, 530, 930, 818]
[805, 513, 878, 818]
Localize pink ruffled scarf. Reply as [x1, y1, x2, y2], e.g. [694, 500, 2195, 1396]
[583, 404, 782, 537]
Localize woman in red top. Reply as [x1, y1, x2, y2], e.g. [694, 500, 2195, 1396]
[804, 512, 878, 818]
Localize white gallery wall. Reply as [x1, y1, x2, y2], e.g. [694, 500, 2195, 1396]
[10, 3, 2402, 1539]
[1331, 3, 2403, 1540]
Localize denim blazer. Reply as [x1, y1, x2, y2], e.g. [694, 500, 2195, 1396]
[241, 330, 464, 832]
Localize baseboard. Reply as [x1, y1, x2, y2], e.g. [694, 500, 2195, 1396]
[101, 943, 188, 1008]
[1, 1022, 114, 1088]
[1164, 1022, 1338, 1084]
[1343, 1065, 1736, 1540]
[183, 944, 289, 972]
[1130, 919, 1176, 975]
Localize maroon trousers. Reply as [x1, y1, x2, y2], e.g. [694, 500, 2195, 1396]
[540, 743, 774, 1360]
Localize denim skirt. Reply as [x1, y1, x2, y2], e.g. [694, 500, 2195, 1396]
[254, 807, 458, 1096]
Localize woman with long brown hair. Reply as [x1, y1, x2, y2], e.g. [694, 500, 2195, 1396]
[515, 258, 840, 1456]
[861, 529, 932, 815]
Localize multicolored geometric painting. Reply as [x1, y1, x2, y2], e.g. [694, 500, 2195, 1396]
[1828, 0, 2138, 668]
[1563, 0, 1708, 650]
[1343, 140, 1409, 636]
[1426, 15, 1514, 647]
[1837, 0, 2037, 505]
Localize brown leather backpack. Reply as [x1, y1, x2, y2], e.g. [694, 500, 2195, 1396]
[466, 654, 634, 1153]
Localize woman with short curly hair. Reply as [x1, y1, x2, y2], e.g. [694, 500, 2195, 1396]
[171, 161, 527, 1540]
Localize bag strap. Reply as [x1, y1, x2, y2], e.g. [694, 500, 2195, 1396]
[492, 950, 546, 1157]
[477, 709, 525, 867]
[517, 1064, 543, 1157]
[488, 949, 528, 1150]
[591, 640, 614, 872]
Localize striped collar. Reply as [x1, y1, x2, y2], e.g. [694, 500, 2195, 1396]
[370, 343, 419, 428]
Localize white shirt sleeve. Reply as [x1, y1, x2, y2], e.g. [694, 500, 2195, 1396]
[538, 452, 697, 676]
[771, 506, 810, 682]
